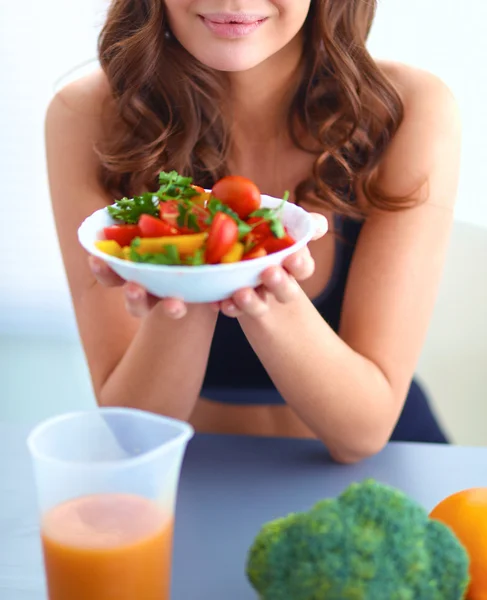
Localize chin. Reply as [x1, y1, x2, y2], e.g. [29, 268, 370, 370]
[181, 43, 270, 73]
[201, 56, 265, 73]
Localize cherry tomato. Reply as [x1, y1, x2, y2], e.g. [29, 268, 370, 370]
[205, 212, 239, 264]
[103, 224, 141, 247]
[138, 214, 180, 237]
[211, 176, 261, 220]
[159, 200, 209, 234]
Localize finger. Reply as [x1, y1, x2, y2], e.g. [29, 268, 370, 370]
[260, 266, 300, 303]
[89, 255, 125, 287]
[232, 288, 269, 318]
[159, 297, 188, 319]
[310, 213, 329, 241]
[124, 282, 157, 318]
[283, 247, 315, 281]
[220, 298, 243, 318]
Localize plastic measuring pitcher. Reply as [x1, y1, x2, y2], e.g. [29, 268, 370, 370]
[27, 407, 194, 600]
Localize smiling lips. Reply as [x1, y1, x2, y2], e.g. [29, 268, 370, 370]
[199, 13, 268, 38]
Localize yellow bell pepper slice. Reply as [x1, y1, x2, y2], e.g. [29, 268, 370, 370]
[221, 242, 245, 264]
[133, 233, 207, 256]
[95, 240, 124, 259]
[121, 246, 132, 261]
[192, 191, 211, 206]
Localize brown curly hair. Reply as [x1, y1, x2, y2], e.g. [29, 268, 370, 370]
[96, 0, 411, 218]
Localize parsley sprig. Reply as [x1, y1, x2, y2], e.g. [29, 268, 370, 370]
[107, 171, 202, 225]
[107, 193, 160, 224]
[156, 171, 200, 201]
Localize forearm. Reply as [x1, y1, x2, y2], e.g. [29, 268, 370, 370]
[238, 289, 401, 462]
[99, 303, 218, 420]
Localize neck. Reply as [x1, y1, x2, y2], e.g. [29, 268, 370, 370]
[226, 33, 304, 146]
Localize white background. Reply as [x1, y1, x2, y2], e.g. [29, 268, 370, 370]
[1, 1, 486, 442]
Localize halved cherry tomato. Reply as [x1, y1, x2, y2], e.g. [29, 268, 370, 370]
[245, 217, 272, 246]
[255, 232, 295, 255]
[159, 200, 180, 226]
[242, 247, 267, 261]
[103, 224, 141, 247]
[205, 212, 239, 264]
[159, 200, 209, 234]
[211, 176, 261, 219]
[138, 214, 179, 237]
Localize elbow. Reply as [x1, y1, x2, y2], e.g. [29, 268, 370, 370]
[329, 443, 385, 465]
[327, 431, 390, 465]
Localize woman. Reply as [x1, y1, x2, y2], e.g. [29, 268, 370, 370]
[46, 0, 461, 463]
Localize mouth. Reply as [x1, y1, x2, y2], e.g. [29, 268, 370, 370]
[199, 13, 268, 38]
[200, 13, 268, 24]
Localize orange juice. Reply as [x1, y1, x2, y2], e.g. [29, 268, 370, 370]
[41, 493, 173, 600]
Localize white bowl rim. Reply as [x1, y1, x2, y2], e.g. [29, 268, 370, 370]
[78, 195, 318, 273]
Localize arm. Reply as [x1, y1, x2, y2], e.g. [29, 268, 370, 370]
[46, 73, 218, 419]
[227, 66, 462, 462]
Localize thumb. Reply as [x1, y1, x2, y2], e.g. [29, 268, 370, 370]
[310, 213, 329, 240]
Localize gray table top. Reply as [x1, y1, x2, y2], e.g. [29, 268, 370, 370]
[1, 422, 487, 600]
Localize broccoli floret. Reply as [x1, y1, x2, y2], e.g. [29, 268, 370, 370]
[246, 479, 469, 600]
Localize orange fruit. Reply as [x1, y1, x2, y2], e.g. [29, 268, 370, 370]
[430, 488, 487, 600]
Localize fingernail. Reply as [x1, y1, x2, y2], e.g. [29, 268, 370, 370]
[315, 217, 328, 236]
[226, 302, 237, 312]
[166, 305, 185, 318]
[268, 269, 282, 285]
[292, 256, 303, 269]
[126, 287, 142, 301]
[90, 259, 102, 274]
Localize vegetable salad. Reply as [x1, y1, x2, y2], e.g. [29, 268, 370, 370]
[94, 171, 296, 266]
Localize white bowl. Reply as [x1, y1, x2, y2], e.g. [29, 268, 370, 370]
[78, 194, 317, 303]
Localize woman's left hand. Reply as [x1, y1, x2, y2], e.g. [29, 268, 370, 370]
[212, 213, 329, 319]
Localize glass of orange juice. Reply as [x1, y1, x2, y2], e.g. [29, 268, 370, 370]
[27, 408, 194, 600]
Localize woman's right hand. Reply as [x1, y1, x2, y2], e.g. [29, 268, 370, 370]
[88, 256, 189, 320]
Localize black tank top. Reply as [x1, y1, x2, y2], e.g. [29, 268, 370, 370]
[201, 215, 363, 403]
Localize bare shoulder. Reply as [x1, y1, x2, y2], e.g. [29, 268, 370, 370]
[46, 68, 114, 134]
[377, 60, 459, 112]
[370, 60, 462, 207]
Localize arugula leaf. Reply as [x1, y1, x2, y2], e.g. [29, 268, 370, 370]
[107, 193, 160, 224]
[206, 197, 239, 220]
[269, 219, 285, 238]
[250, 208, 275, 220]
[237, 221, 253, 238]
